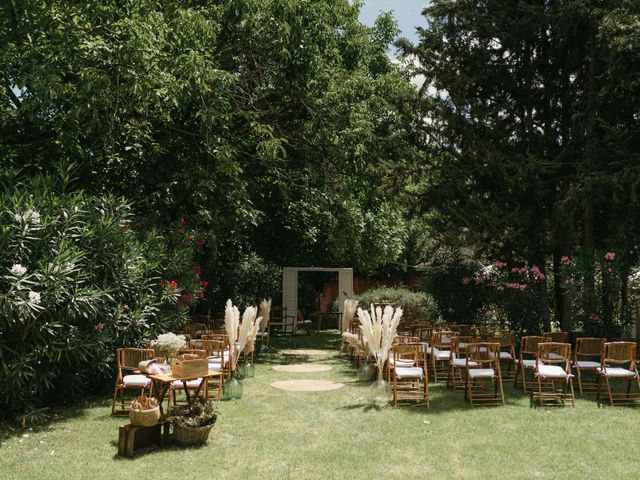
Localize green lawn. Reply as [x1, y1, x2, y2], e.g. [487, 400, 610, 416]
[1, 331, 639, 480]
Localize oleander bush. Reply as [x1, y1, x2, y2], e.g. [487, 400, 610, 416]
[0, 168, 203, 425]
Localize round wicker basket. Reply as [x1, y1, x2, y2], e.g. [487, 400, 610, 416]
[129, 404, 160, 427]
[173, 422, 214, 446]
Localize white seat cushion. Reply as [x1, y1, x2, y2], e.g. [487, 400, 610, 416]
[122, 374, 151, 388]
[518, 359, 537, 368]
[450, 358, 478, 368]
[390, 358, 415, 368]
[537, 365, 569, 379]
[499, 352, 513, 360]
[600, 367, 638, 378]
[468, 368, 495, 379]
[574, 360, 600, 369]
[208, 360, 223, 371]
[433, 348, 451, 360]
[395, 367, 424, 378]
[544, 352, 565, 361]
[172, 378, 203, 389]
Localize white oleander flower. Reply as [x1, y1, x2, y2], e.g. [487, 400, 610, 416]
[26, 209, 41, 224]
[28, 291, 41, 305]
[14, 213, 23, 222]
[10, 264, 27, 276]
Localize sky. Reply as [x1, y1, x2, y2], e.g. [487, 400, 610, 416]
[358, 0, 429, 44]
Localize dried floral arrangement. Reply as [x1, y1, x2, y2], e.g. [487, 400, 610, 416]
[259, 298, 271, 336]
[224, 299, 262, 370]
[341, 299, 359, 332]
[170, 398, 218, 428]
[357, 304, 403, 381]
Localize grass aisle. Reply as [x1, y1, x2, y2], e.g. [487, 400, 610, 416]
[1, 331, 640, 479]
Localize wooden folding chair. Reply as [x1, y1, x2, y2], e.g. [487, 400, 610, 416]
[544, 331, 569, 343]
[465, 342, 504, 407]
[597, 342, 640, 407]
[111, 348, 154, 416]
[532, 342, 575, 407]
[573, 337, 605, 395]
[514, 336, 549, 391]
[431, 330, 458, 382]
[391, 343, 429, 407]
[489, 330, 517, 379]
[448, 335, 479, 391]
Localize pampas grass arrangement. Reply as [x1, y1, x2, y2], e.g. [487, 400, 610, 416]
[223, 300, 262, 399]
[224, 300, 262, 371]
[341, 299, 359, 332]
[357, 304, 403, 383]
[259, 298, 271, 335]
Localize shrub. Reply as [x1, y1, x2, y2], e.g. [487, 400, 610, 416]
[0, 171, 201, 425]
[353, 286, 436, 320]
[559, 248, 637, 338]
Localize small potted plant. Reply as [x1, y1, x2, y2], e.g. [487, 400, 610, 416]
[170, 398, 218, 446]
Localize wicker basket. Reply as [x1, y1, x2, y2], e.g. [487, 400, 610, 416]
[129, 404, 161, 427]
[173, 421, 214, 446]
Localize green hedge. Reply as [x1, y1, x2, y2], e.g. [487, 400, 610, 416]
[0, 171, 202, 425]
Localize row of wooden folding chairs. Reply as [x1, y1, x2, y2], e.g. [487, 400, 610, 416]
[515, 336, 640, 406]
[387, 340, 508, 407]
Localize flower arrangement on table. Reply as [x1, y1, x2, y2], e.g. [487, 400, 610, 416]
[150, 332, 187, 363]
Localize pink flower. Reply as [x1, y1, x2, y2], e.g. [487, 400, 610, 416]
[560, 256, 570, 265]
[168, 280, 178, 289]
[604, 252, 616, 261]
[511, 267, 519, 273]
[95, 323, 105, 331]
[194, 266, 202, 278]
[519, 284, 527, 291]
[492, 261, 506, 270]
[484, 309, 494, 317]
[462, 276, 471, 285]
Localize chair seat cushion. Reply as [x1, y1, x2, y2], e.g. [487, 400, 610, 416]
[122, 374, 151, 388]
[518, 359, 537, 368]
[537, 365, 569, 379]
[574, 360, 600, 369]
[172, 378, 204, 388]
[499, 352, 513, 360]
[208, 360, 223, 371]
[600, 367, 638, 378]
[390, 358, 415, 368]
[433, 348, 451, 360]
[450, 358, 478, 368]
[468, 368, 495, 379]
[395, 367, 424, 378]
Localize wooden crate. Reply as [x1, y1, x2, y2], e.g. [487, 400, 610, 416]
[118, 421, 171, 457]
[171, 356, 208, 378]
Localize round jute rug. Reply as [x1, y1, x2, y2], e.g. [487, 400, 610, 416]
[270, 380, 344, 392]
[280, 349, 329, 356]
[273, 364, 332, 373]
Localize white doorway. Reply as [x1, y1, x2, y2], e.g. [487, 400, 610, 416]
[282, 267, 354, 329]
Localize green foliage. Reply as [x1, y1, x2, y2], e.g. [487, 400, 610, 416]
[0, 170, 200, 424]
[559, 249, 638, 338]
[353, 286, 435, 320]
[400, 0, 640, 327]
[0, 0, 423, 273]
[222, 252, 282, 309]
